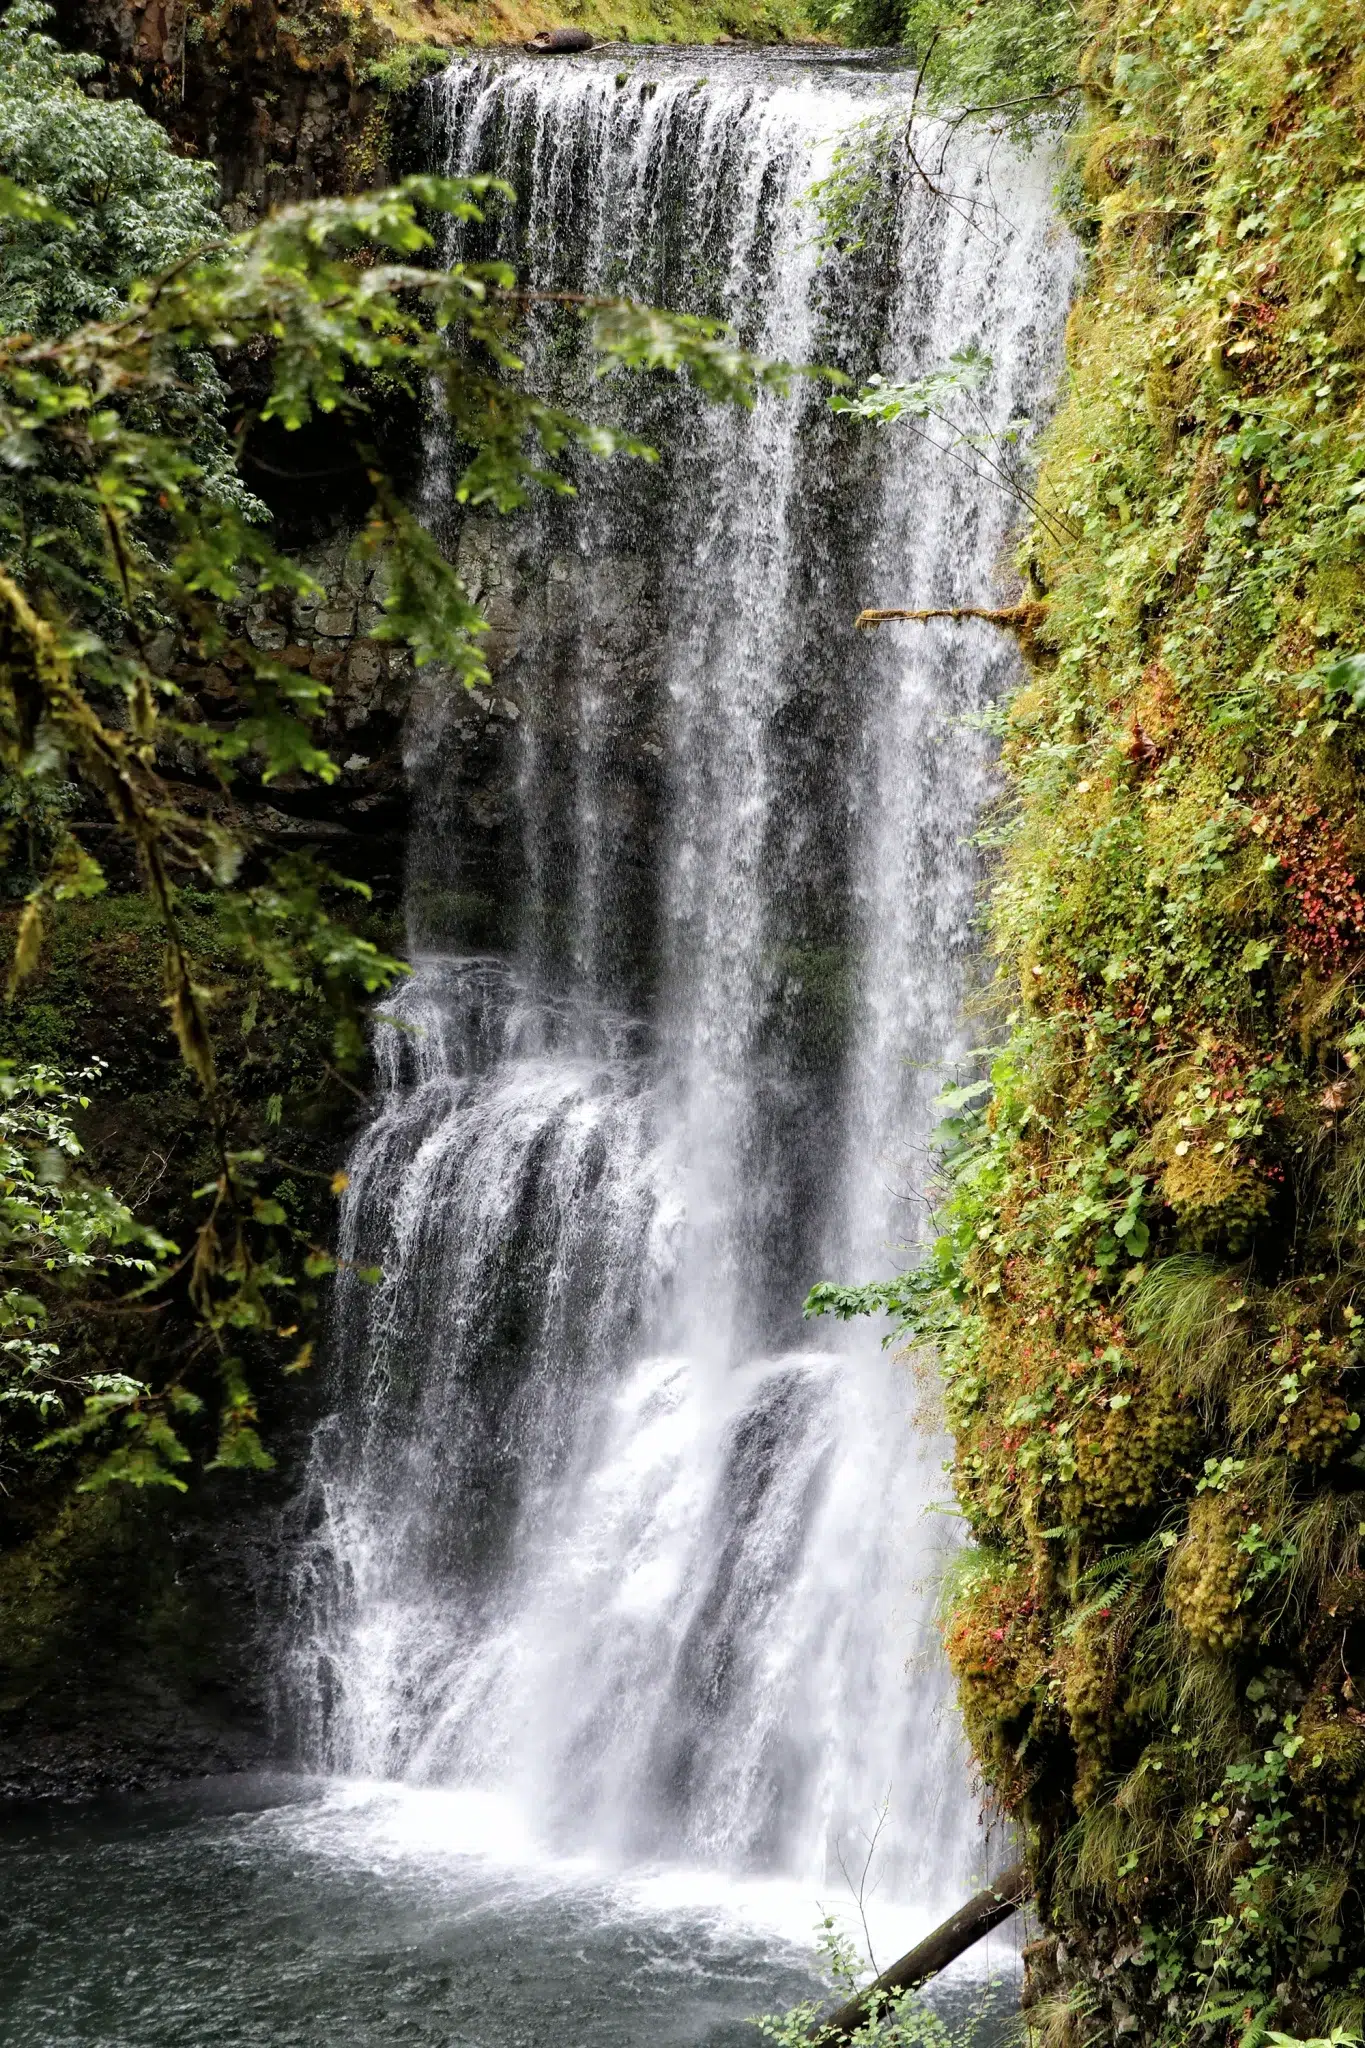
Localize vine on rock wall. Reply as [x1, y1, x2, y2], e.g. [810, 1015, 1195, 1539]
[814, 1, 1365, 2041]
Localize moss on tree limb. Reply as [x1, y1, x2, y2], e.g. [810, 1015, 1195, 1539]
[854, 600, 1046, 638]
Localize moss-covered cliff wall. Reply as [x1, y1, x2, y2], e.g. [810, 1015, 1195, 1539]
[914, 1, 1365, 2038]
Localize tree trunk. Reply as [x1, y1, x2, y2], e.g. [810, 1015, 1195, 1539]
[813, 1860, 1032, 2042]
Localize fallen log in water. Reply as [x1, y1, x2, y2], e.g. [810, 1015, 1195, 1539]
[812, 1859, 1032, 2042]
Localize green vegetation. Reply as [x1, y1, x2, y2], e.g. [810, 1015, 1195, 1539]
[812, 0, 1365, 2038]
[755, 1917, 1006, 2048]
[182, 0, 813, 75]
[0, 3, 219, 338]
[0, 887, 368, 1495]
[0, 1055, 171, 1475]
[894, 0, 1080, 109]
[0, 4, 804, 1499]
[393, 0, 816, 48]
[806, 0, 1080, 114]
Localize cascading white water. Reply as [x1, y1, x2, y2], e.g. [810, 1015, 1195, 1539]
[291, 48, 1072, 1929]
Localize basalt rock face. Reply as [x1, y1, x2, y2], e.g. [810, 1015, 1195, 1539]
[0, 1478, 288, 1801]
[407, 515, 671, 975]
[176, 515, 668, 925]
[52, 0, 413, 222]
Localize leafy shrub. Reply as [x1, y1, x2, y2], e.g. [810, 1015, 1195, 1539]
[0, 1057, 173, 1486]
[0, 0, 220, 338]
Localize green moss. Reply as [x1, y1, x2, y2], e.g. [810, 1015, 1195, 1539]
[877, 0, 1365, 2034]
[194, 0, 819, 74]
[400, 0, 819, 47]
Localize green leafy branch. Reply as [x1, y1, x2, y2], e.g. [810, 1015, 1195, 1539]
[0, 107, 794, 1487]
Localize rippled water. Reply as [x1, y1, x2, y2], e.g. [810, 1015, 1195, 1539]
[0, 1778, 1021, 2048]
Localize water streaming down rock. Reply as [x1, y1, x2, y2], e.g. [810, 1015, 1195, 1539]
[291, 50, 1072, 1919]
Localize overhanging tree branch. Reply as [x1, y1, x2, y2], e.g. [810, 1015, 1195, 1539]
[855, 601, 1045, 636]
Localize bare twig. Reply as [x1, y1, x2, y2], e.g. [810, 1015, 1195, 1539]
[954, 82, 1084, 120]
[931, 83, 1083, 181]
[860, 392, 1080, 556]
[322, 1061, 371, 1104]
[834, 1793, 893, 1982]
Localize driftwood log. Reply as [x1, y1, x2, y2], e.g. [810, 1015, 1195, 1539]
[853, 603, 1043, 636]
[526, 27, 595, 50]
[812, 1859, 1032, 2042]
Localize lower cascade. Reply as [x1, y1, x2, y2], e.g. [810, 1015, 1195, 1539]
[289, 48, 1071, 1922]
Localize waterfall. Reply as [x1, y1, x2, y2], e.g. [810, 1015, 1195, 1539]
[290, 48, 1071, 1928]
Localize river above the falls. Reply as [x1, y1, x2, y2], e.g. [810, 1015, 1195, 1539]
[0, 1777, 1021, 2047]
